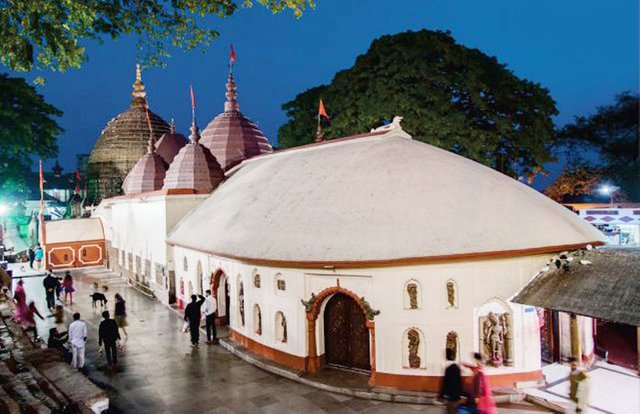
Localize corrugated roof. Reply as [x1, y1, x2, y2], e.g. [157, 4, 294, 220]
[512, 247, 640, 326]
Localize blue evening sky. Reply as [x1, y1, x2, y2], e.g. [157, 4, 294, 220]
[10, 0, 639, 189]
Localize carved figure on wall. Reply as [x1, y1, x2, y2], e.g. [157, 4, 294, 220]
[407, 329, 421, 368]
[446, 281, 455, 307]
[254, 274, 261, 288]
[446, 331, 458, 359]
[254, 305, 262, 335]
[281, 314, 287, 343]
[479, 311, 513, 367]
[406, 283, 418, 309]
[239, 283, 245, 325]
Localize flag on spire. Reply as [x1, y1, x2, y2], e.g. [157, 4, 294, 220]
[230, 45, 236, 64]
[318, 99, 329, 119]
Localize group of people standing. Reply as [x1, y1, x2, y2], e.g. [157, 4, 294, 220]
[11, 270, 129, 372]
[183, 289, 218, 347]
[27, 245, 44, 270]
[440, 351, 497, 414]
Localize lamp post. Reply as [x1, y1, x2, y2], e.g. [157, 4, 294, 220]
[598, 184, 620, 206]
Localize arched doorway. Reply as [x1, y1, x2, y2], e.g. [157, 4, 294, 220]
[210, 270, 231, 326]
[323, 293, 370, 371]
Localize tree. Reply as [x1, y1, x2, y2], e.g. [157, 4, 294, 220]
[557, 92, 639, 201]
[0, 0, 314, 73]
[0, 74, 62, 199]
[279, 29, 558, 179]
[544, 166, 605, 203]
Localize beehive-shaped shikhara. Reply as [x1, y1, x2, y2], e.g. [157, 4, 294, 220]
[87, 65, 170, 201]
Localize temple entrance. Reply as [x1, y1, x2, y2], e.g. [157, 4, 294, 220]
[211, 270, 230, 326]
[323, 293, 370, 371]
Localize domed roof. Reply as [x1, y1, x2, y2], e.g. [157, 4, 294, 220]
[162, 121, 225, 193]
[168, 124, 605, 267]
[122, 137, 168, 195]
[154, 120, 188, 165]
[87, 65, 170, 200]
[200, 72, 272, 171]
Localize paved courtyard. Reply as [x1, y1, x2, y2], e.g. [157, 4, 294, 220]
[15, 266, 548, 413]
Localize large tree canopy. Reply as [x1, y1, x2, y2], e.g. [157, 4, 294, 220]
[0, 74, 62, 198]
[279, 29, 558, 179]
[0, 0, 314, 72]
[557, 92, 639, 201]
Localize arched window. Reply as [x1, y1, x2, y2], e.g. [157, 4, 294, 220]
[402, 327, 426, 369]
[183, 256, 189, 272]
[446, 279, 458, 309]
[238, 280, 245, 326]
[196, 260, 203, 294]
[253, 304, 262, 335]
[403, 279, 422, 310]
[275, 311, 287, 343]
[275, 273, 286, 293]
[253, 270, 261, 288]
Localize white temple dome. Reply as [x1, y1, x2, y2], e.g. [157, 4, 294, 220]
[168, 128, 605, 266]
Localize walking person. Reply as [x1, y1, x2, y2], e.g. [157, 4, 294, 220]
[12, 279, 28, 324]
[22, 301, 45, 341]
[114, 293, 128, 337]
[34, 245, 43, 269]
[568, 357, 590, 413]
[184, 294, 205, 347]
[465, 353, 497, 414]
[203, 290, 218, 344]
[98, 311, 121, 369]
[440, 348, 463, 414]
[43, 271, 57, 309]
[28, 246, 35, 269]
[68, 313, 88, 369]
[62, 272, 75, 304]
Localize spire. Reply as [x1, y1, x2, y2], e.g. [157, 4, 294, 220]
[145, 107, 156, 153]
[225, 46, 239, 112]
[189, 85, 201, 143]
[132, 63, 148, 107]
[170, 117, 176, 134]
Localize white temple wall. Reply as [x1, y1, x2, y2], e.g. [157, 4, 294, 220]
[171, 247, 551, 378]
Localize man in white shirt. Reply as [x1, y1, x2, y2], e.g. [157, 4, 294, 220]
[202, 290, 218, 344]
[68, 312, 88, 369]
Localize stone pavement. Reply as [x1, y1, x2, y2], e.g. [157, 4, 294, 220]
[18, 267, 549, 413]
[525, 362, 640, 414]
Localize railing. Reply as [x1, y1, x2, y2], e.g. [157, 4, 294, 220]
[127, 275, 155, 298]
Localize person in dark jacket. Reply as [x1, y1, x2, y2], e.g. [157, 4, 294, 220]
[184, 294, 205, 347]
[98, 311, 121, 367]
[43, 271, 58, 309]
[440, 348, 463, 414]
[28, 247, 35, 269]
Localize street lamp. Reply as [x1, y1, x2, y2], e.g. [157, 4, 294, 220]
[598, 184, 619, 206]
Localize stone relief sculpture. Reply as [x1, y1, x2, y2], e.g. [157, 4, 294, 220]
[407, 329, 421, 368]
[281, 313, 287, 343]
[239, 282, 245, 326]
[446, 331, 458, 359]
[253, 274, 261, 288]
[446, 281, 456, 308]
[406, 283, 418, 309]
[479, 311, 513, 367]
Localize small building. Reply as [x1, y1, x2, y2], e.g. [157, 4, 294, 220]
[44, 218, 106, 269]
[578, 207, 640, 246]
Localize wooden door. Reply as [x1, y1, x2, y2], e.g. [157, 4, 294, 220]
[324, 293, 370, 371]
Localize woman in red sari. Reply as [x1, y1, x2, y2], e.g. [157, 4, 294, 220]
[13, 279, 28, 324]
[465, 353, 497, 414]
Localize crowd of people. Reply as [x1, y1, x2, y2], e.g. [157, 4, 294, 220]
[6, 266, 591, 413]
[9, 269, 129, 372]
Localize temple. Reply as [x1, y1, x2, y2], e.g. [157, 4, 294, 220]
[77, 59, 609, 392]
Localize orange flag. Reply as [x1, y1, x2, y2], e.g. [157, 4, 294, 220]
[318, 99, 329, 119]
